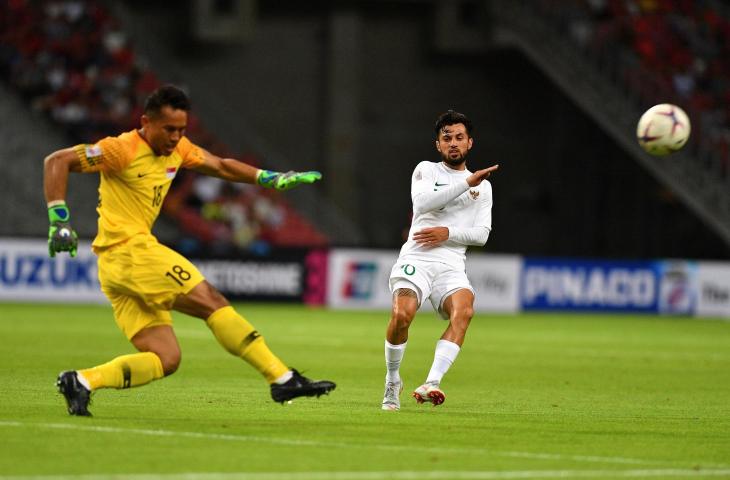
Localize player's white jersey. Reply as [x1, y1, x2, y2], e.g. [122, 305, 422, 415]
[398, 161, 492, 270]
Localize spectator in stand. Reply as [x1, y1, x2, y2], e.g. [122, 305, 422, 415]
[0, 0, 330, 251]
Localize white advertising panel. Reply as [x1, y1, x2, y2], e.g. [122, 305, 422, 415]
[696, 262, 730, 319]
[327, 249, 398, 309]
[0, 237, 105, 303]
[327, 249, 521, 313]
[467, 254, 521, 313]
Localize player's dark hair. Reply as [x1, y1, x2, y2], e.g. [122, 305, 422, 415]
[144, 85, 191, 116]
[434, 110, 473, 138]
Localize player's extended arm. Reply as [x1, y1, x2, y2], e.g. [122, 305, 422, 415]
[413, 164, 499, 215]
[413, 181, 470, 215]
[469, 165, 499, 186]
[193, 149, 322, 191]
[44, 148, 82, 258]
[446, 171, 494, 246]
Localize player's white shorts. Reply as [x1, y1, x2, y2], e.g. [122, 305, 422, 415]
[389, 259, 474, 320]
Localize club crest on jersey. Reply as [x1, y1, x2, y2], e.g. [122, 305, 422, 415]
[469, 189, 479, 200]
[166, 167, 177, 179]
[85, 144, 102, 159]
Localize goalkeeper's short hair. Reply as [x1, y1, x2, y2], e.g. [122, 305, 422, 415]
[144, 85, 191, 117]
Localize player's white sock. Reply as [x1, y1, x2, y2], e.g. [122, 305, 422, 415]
[425, 339, 460, 385]
[385, 340, 407, 383]
[274, 370, 293, 385]
[75, 371, 92, 391]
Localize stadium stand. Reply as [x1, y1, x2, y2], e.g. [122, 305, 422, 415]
[0, 0, 328, 252]
[492, 0, 730, 247]
[533, 0, 730, 176]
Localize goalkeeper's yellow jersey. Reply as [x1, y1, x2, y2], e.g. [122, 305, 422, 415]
[74, 130, 205, 252]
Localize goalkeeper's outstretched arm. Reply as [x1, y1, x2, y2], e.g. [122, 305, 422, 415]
[44, 148, 82, 258]
[192, 148, 322, 191]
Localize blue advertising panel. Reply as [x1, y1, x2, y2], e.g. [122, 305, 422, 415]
[521, 258, 697, 314]
[0, 238, 105, 303]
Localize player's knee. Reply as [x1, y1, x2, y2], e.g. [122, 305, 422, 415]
[174, 281, 230, 319]
[204, 282, 229, 308]
[392, 307, 415, 330]
[449, 308, 473, 333]
[158, 349, 181, 376]
[141, 346, 181, 376]
[451, 305, 473, 322]
[192, 282, 229, 317]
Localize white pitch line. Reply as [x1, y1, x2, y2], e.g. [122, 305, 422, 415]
[1, 420, 727, 471]
[2, 468, 730, 480]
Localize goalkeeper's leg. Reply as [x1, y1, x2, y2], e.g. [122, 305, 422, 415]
[58, 326, 174, 416]
[79, 325, 178, 389]
[173, 281, 289, 383]
[173, 280, 335, 402]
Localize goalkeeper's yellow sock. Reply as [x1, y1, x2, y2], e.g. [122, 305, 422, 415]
[78, 352, 164, 390]
[206, 306, 289, 384]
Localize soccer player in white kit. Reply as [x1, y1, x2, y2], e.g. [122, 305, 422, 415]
[382, 110, 498, 410]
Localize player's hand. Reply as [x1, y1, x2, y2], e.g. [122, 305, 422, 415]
[257, 170, 322, 191]
[467, 164, 499, 187]
[48, 203, 78, 258]
[413, 226, 449, 247]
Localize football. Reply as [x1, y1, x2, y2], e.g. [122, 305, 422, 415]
[636, 103, 691, 156]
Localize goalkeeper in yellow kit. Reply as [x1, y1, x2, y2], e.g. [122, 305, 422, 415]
[44, 85, 335, 416]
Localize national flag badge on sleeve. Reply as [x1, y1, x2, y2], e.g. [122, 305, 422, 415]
[85, 144, 102, 159]
[166, 167, 177, 180]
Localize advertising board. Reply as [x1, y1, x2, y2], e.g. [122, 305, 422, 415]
[520, 258, 697, 315]
[0, 238, 105, 303]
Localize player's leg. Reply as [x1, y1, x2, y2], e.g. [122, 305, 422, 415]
[439, 288, 475, 347]
[75, 325, 174, 389]
[385, 287, 419, 378]
[130, 325, 181, 375]
[414, 268, 475, 406]
[173, 280, 289, 382]
[57, 295, 172, 416]
[386, 260, 431, 348]
[119, 235, 296, 389]
[173, 280, 336, 403]
[58, 235, 198, 416]
[414, 289, 473, 405]
[386, 287, 419, 345]
[384, 261, 433, 411]
[382, 287, 419, 410]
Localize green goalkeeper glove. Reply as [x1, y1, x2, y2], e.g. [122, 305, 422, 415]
[256, 170, 322, 191]
[48, 203, 78, 258]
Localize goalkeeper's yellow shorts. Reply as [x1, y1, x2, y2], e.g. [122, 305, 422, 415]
[97, 234, 206, 340]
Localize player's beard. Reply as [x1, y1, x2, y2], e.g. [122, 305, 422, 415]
[442, 149, 467, 167]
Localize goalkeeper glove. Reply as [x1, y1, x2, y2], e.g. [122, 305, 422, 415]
[48, 202, 78, 258]
[256, 169, 322, 191]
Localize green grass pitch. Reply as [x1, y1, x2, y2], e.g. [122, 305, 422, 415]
[1, 303, 729, 479]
